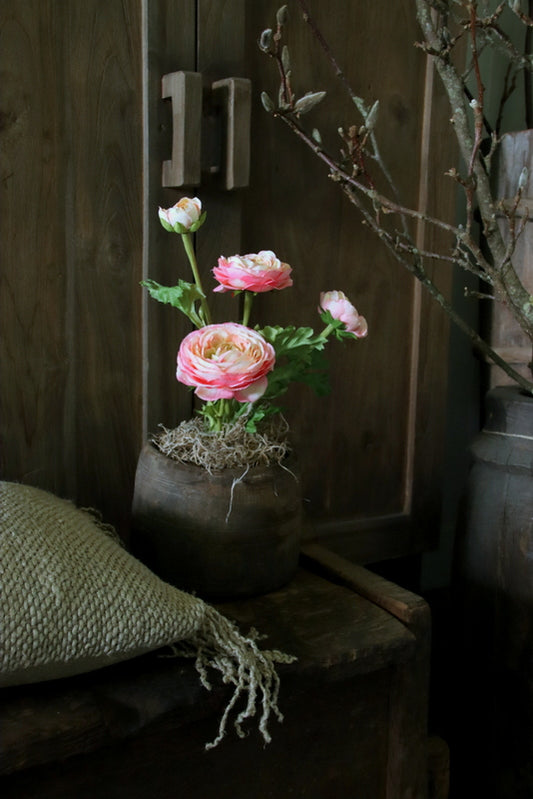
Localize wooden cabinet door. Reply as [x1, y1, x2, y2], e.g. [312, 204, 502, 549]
[1, 0, 453, 560]
[243, 1, 454, 562]
[0, 0, 148, 534]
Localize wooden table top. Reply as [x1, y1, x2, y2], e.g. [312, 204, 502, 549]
[1, 556, 421, 778]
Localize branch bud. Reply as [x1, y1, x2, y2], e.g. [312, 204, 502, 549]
[276, 5, 289, 26]
[294, 91, 326, 115]
[259, 28, 273, 52]
[261, 91, 275, 113]
[365, 100, 380, 132]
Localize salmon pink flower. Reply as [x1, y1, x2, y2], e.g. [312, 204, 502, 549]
[213, 250, 293, 293]
[176, 323, 276, 403]
[158, 197, 205, 233]
[319, 290, 368, 338]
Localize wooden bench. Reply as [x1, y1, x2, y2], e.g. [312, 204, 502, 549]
[1, 546, 431, 799]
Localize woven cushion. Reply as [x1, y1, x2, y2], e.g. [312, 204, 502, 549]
[0, 481, 206, 685]
[0, 481, 294, 747]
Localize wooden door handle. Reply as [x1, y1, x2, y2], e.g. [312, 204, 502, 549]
[161, 71, 202, 188]
[161, 72, 251, 190]
[212, 77, 251, 190]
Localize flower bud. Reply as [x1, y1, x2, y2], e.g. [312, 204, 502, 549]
[158, 197, 205, 234]
[319, 290, 368, 338]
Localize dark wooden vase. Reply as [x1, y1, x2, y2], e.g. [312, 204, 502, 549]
[454, 386, 533, 798]
[130, 442, 303, 600]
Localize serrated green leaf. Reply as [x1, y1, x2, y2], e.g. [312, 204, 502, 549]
[259, 325, 325, 356]
[141, 279, 206, 327]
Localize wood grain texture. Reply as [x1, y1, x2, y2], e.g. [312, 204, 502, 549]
[65, 0, 144, 531]
[0, 2, 69, 493]
[1, 564, 427, 799]
[0, 0, 144, 534]
[144, 0, 197, 434]
[1, 0, 453, 560]
[245, 0, 452, 558]
[490, 130, 533, 387]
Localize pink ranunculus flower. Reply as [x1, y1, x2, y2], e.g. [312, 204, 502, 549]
[213, 250, 293, 293]
[319, 290, 368, 338]
[176, 323, 276, 403]
[158, 197, 203, 232]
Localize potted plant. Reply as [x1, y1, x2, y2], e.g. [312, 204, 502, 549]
[131, 196, 367, 600]
[256, 2, 533, 794]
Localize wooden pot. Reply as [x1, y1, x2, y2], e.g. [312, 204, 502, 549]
[130, 442, 302, 600]
[454, 386, 533, 798]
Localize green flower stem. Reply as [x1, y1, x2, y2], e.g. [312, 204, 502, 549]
[319, 323, 335, 339]
[181, 233, 212, 325]
[242, 292, 254, 327]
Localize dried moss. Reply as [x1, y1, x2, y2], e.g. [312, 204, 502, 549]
[153, 416, 292, 473]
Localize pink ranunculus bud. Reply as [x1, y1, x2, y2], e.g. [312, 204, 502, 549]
[319, 290, 368, 338]
[158, 197, 203, 232]
[213, 250, 293, 293]
[176, 323, 276, 403]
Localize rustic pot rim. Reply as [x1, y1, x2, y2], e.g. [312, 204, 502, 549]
[142, 439, 299, 484]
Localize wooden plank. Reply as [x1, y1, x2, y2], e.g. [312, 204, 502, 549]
[64, 0, 144, 533]
[301, 543, 429, 628]
[144, 0, 198, 435]
[0, 1, 145, 534]
[194, 0, 245, 328]
[407, 27, 456, 546]
[0, 1, 69, 495]
[245, 0, 451, 560]
[0, 567, 416, 781]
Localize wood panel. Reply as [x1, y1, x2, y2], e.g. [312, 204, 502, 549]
[1, 561, 429, 798]
[0, 0, 144, 534]
[244, 0, 453, 560]
[0, 2, 69, 495]
[195, 0, 246, 327]
[66, 0, 144, 532]
[144, 0, 197, 435]
[1, 0, 453, 560]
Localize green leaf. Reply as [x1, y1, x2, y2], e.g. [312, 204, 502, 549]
[319, 309, 359, 341]
[141, 279, 206, 327]
[259, 325, 326, 356]
[258, 326, 331, 402]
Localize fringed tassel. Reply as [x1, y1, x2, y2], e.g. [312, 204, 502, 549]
[169, 604, 296, 749]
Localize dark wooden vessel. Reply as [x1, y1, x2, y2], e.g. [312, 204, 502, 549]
[131, 442, 302, 600]
[455, 386, 533, 797]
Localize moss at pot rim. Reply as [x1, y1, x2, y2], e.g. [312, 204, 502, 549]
[152, 415, 293, 473]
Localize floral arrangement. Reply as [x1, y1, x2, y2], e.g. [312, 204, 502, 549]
[143, 196, 367, 466]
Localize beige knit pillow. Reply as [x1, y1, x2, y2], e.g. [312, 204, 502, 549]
[0, 481, 294, 747]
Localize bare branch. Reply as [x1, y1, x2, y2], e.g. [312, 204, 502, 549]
[258, 0, 533, 390]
